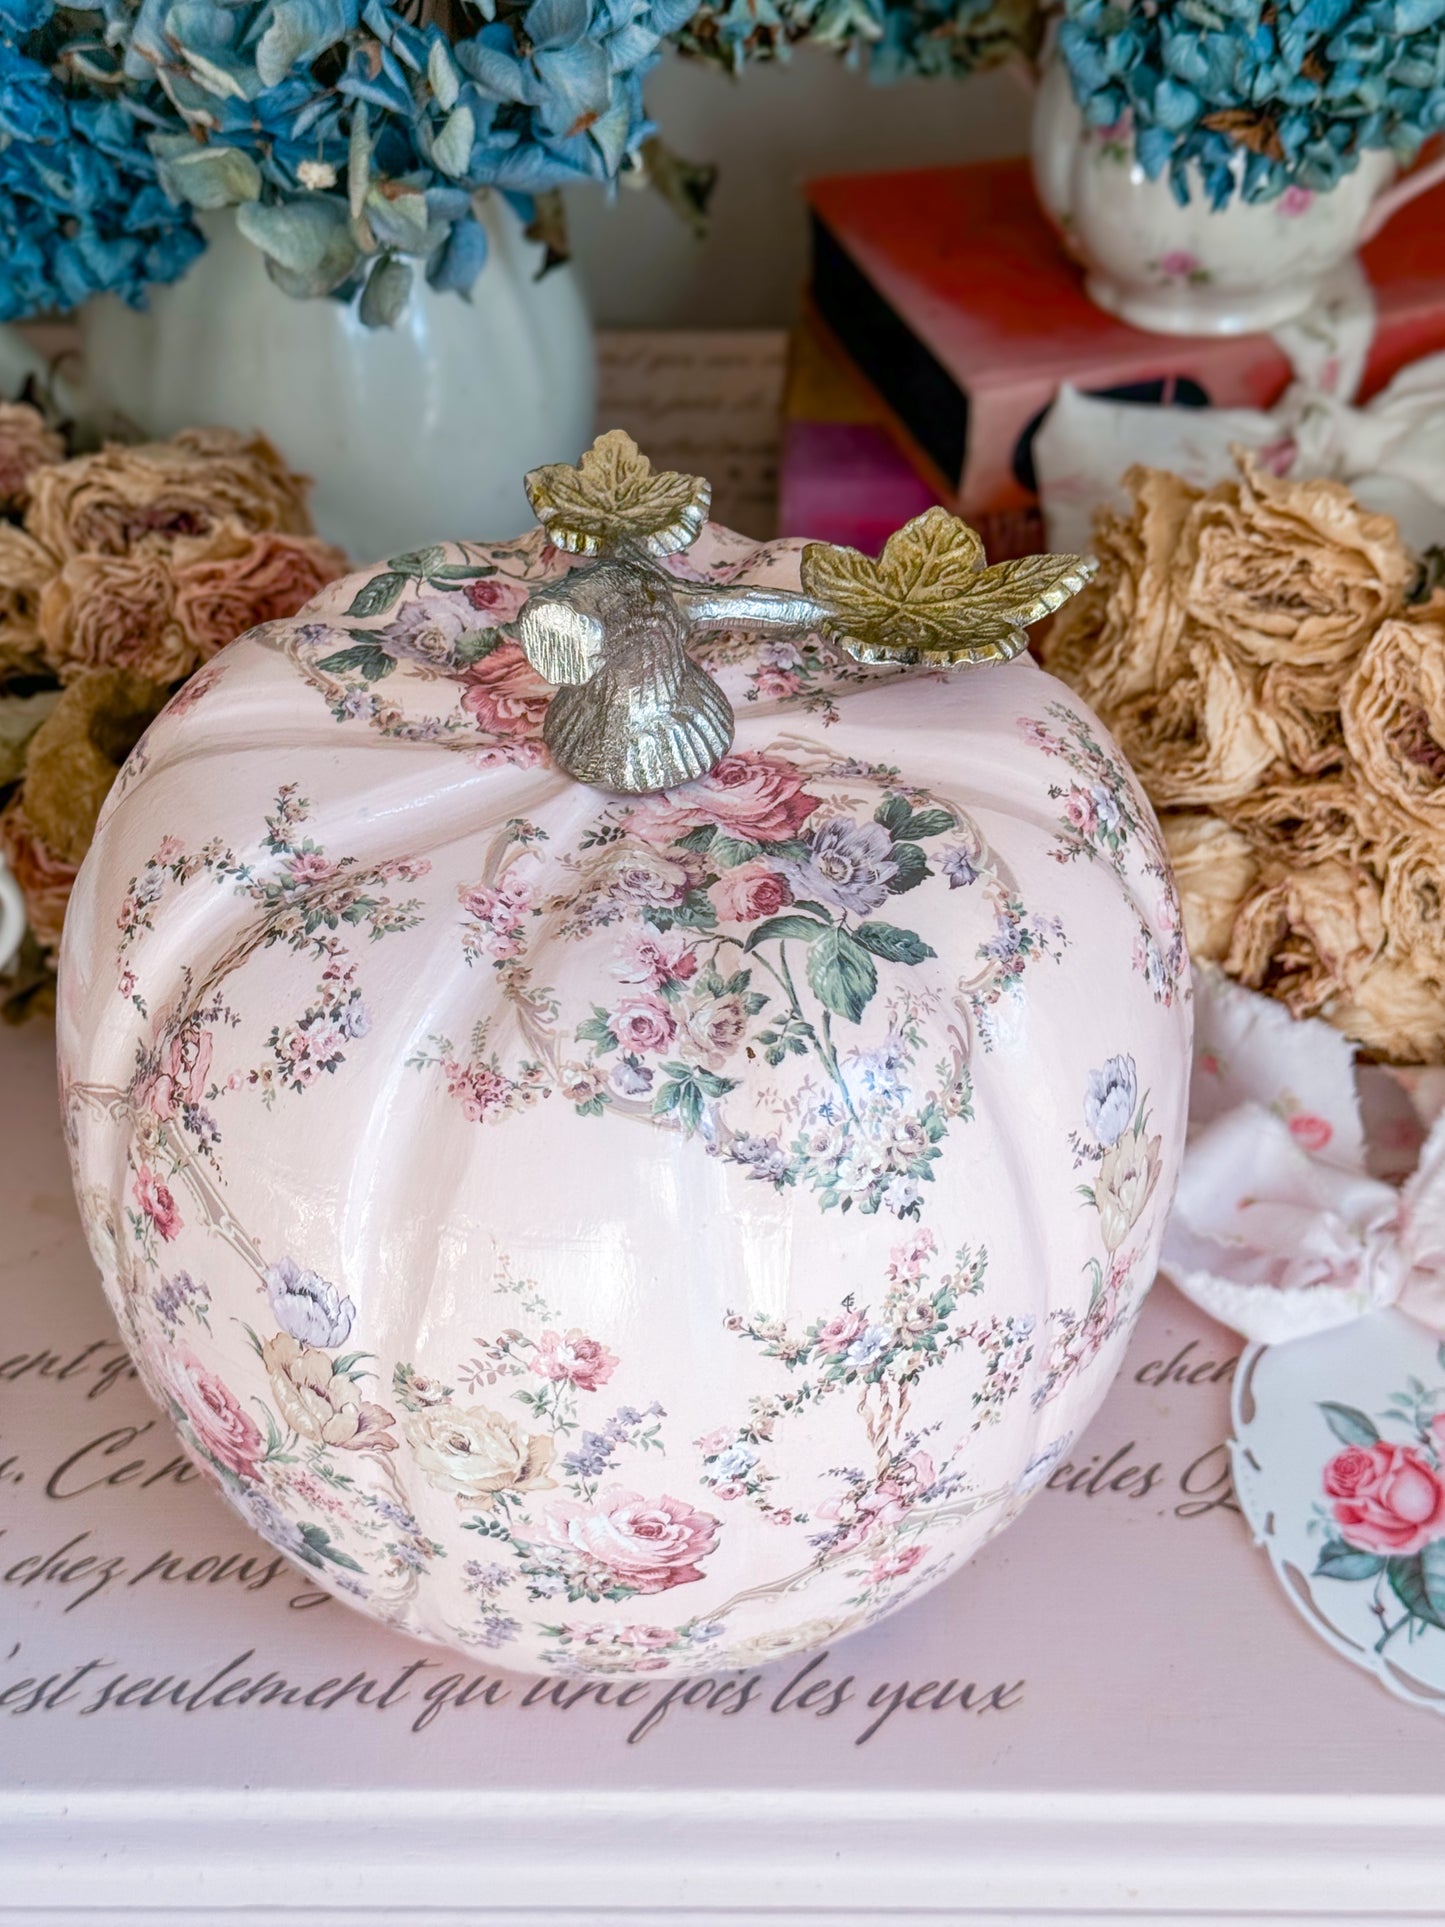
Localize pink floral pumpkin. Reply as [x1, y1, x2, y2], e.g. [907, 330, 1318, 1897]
[58, 521, 1191, 1677]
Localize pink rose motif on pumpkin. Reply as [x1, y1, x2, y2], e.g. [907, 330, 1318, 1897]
[168, 1349, 263, 1480]
[611, 995, 676, 1055]
[134, 1166, 182, 1241]
[542, 1487, 720, 1595]
[616, 926, 699, 990]
[532, 1329, 618, 1392]
[629, 752, 820, 848]
[462, 575, 530, 622]
[287, 852, 336, 885]
[135, 1022, 214, 1121]
[460, 642, 552, 741]
[1324, 1442, 1445, 1556]
[711, 859, 794, 923]
[1288, 1112, 1333, 1153]
[1278, 185, 1315, 217]
[817, 1451, 936, 1554]
[865, 1543, 928, 1586]
[1159, 250, 1200, 279]
[1063, 785, 1099, 838]
[816, 1308, 866, 1355]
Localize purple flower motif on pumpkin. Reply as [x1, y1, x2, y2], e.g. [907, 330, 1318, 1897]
[784, 818, 898, 915]
[265, 1254, 356, 1349]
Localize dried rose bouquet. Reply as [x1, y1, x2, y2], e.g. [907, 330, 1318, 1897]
[0, 401, 347, 1009]
[1043, 455, 1445, 1065]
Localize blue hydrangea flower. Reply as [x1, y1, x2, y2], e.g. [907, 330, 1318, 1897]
[1059, 0, 1445, 207]
[676, 0, 1042, 78]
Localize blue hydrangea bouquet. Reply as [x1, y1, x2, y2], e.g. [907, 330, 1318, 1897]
[1059, 0, 1445, 210]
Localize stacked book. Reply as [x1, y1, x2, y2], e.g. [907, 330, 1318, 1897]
[780, 156, 1445, 554]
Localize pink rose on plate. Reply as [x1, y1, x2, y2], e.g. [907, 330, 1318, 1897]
[1288, 1112, 1333, 1154]
[711, 858, 793, 923]
[532, 1328, 619, 1392]
[629, 752, 820, 847]
[134, 1166, 182, 1241]
[168, 1349, 263, 1480]
[460, 642, 552, 741]
[816, 1308, 866, 1355]
[462, 575, 529, 622]
[1324, 1442, 1445, 1555]
[543, 1487, 720, 1594]
[611, 995, 676, 1055]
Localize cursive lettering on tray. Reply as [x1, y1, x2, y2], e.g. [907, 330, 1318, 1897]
[0, 1642, 1025, 1747]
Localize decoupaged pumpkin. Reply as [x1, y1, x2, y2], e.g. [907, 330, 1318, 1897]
[58, 448, 1191, 1678]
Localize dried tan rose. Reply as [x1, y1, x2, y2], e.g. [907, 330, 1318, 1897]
[1330, 952, 1445, 1065]
[1176, 457, 1411, 671]
[1218, 773, 1370, 868]
[1258, 659, 1350, 776]
[1225, 859, 1385, 1021]
[20, 670, 169, 867]
[0, 523, 59, 679]
[1380, 836, 1445, 979]
[0, 403, 65, 513]
[1108, 633, 1281, 808]
[1342, 605, 1445, 835]
[171, 520, 347, 661]
[24, 429, 315, 562]
[1160, 812, 1259, 962]
[1041, 465, 1197, 713]
[0, 795, 79, 958]
[38, 550, 194, 685]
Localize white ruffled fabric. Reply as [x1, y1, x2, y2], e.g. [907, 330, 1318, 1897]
[1035, 262, 1445, 557]
[1160, 969, 1445, 1344]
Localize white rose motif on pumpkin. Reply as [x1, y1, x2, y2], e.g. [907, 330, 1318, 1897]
[1083, 1054, 1138, 1145]
[1093, 1131, 1162, 1252]
[404, 1400, 556, 1504]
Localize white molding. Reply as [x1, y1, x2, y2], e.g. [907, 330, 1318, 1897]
[6, 1789, 1445, 1920]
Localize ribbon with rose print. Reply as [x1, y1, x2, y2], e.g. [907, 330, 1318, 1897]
[1159, 965, 1445, 1345]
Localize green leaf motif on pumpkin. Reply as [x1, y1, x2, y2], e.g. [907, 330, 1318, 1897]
[852, 921, 936, 965]
[345, 572, 408, 619]
[316, 642, 396, 683]
[887, 843, 929, 894]
[744, 913, 829, 952]
[807, 927, 877, 1023]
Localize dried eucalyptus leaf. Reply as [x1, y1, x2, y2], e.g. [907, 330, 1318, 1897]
[348, 101, 371, 221]
[358, 253, 413, 329]
[362, 184, 431, 253]
[237, 196, 360, 294]
[432, 104, 475, 179]
[151, 137, 262, 209]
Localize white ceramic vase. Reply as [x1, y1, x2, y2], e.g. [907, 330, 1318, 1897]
[0, 857, 23, 974]
[1031, 48, 1445, 336]
[69, 195, 596, 560]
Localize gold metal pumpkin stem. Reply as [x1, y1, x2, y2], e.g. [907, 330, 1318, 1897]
[515, 431, 1097, 795]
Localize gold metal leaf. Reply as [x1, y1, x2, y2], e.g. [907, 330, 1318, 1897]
[800, 506, 1097, 666]
[524, 429, 711, 558]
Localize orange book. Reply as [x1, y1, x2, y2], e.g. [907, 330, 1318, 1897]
[804, 157, 1445, 525]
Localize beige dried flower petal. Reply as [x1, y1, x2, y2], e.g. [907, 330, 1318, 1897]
[1258, 659, 1350, 776]
[524, 430, 710, 558]
[1380, 836, 1445, 979]
[0, 795, 79, 958]
[1330, 952, 1445, 1065]
[1218, 773, 1370, 868]
[1342, 604, 1445, 834]
[25, 429, 314, 562]
[1160, 812, 1259, 962]
[171, 519, 348, 660]
[0, 523, 59, 679]
[1225, 859, 1385, 1021]
[1178, 456, 1411, 671]
[806, 506, 1095, 666]
[0, 402, 65, 513]
[1042, 467, 1197, 713]
[39, 551, 194, 686]
[1109, 633, 1281, 808]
